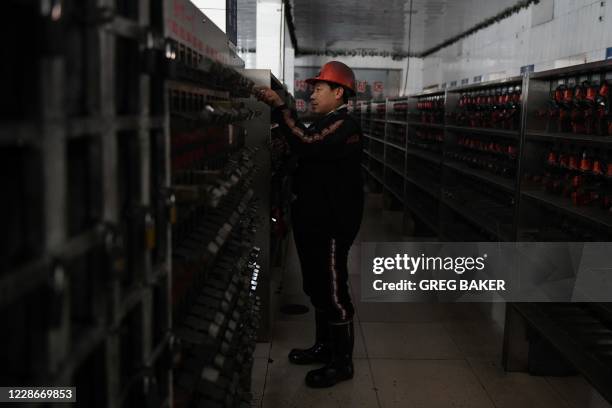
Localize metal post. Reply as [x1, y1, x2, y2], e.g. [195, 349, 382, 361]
[41, 55, 70, 376]
[98, 0, 121, 404]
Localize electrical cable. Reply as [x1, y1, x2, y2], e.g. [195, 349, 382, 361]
[402, 0, 413, 96]
[282, 2, 287, 84]
[279, 1, 284, 81]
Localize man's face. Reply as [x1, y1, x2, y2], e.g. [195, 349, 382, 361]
[310, 81, 343, 115]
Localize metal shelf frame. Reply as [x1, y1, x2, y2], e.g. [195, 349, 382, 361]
[358, 60, 612, 403]
[357, 59, 612, 243]
[2, 1, 171, 405]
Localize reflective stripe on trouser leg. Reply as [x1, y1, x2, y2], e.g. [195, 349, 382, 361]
[329, 238, 347, 321]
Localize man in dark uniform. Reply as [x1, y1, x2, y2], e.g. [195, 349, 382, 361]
[256, 61, 364, 388]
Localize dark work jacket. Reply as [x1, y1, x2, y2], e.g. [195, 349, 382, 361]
[272, 105, 364, 239]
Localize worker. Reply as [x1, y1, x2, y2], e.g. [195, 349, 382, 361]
[255, 61, 364, 388]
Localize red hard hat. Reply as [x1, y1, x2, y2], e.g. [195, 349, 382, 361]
[306, 61, 356, 95]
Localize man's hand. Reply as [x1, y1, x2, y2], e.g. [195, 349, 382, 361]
[254, 86, 284, 108]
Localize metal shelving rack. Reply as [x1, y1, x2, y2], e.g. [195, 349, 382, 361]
[359, 78, 525, 241]
[358, 60, 612, 403]
[441, 77, 523, 242]
[405, 90, 446, 237]
[360, 63, 612, 241]
[359, 90, 447, 236]
[517, 60, 612, 242]
[360, 99, 405, 208]
[359, 61, 612, 243]
[2, 1, 274, 407]
[504, 61, 612, 404]
[385, 97, 409, 206]
[1, 1, 172, 407]
[361, 100, 384, 194]
[163, 1, 269, 407]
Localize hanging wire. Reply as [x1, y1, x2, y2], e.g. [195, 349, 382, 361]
[402, 0, 414, 96]
[279, 1, 284, 81]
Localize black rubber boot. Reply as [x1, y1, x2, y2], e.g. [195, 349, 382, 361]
[305, 320, 354, 388]
[288, 310, 331, 365]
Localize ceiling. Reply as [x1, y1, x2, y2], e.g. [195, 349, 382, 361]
[237, 0, 527, 56]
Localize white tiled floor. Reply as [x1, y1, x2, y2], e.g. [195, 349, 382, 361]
[251, 194, 612, 408]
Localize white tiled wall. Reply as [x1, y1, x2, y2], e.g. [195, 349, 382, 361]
[239, 51, 257, 69]
[423, 0, 612, 88]
[237, 0, 294, 91]
[256, 0, 283, 78]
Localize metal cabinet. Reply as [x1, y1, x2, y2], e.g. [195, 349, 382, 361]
[1, 1, 171, 406]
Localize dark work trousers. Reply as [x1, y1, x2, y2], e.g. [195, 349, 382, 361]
[291, 204, 360, 323]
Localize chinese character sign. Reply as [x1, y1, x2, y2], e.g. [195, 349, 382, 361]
[373, 81, 384, 94]
[294, 80, 311, 93]
[295, 99, 307, 113]
[357, 80, 367, 93]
